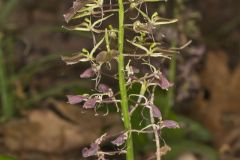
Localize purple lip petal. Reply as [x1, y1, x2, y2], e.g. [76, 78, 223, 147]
[82, 143, 99, 158]
[83, 98, 97, 109]
[80, 68, 95, 78]
[132, 66, 140, 74]
[111, 133, 127, 146]
[67, 95, 86, 104]
[156, 74, 173, 90]
[63, 8, 75, 23]
[150, 104, 162, 118]
[98, 84, 110, 93]
[63, 0, 92, 23]
[160, 120, 180, 129]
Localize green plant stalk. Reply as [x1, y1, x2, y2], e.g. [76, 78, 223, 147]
[117, 0, 134, 159]
[166, 1, 178, 117]
[166, 52, 176, 117]
[0, 40, 13, 120]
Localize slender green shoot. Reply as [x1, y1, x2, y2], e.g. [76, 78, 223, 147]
[117, 0, 134, 159]
[0, 37, 14, 120]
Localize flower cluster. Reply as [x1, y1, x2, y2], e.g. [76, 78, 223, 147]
[62, 0, 185, 159]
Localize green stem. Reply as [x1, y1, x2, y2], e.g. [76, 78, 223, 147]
[166, 53, 176, 117]
[0, 38, 13, 120]
[166, 1, 178, 117]
[117, 0, 134, 159]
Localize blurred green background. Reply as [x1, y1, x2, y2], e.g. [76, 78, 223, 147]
[0, 0, 240, 160]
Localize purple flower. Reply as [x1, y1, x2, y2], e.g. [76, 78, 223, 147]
[63, 0, 93, 23]
[150, 104, 162, 118]
[67, 95, 86, 104]
[132, 66, 140, 74]
[82, 143, 99, 158]
[83, 98, 97, 109]
[80, 68, 95, 78]
[160, 120, 180, 129]
[98, 84, 110, 93]
[187, 45, 206, 57]
[155, 74, 173, 90]
[111, 133, 127, 146]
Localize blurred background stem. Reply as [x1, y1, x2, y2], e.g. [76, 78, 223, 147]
[0, 36, 14, 121]
[0, 0, 18, 27]
[166, 0, 179, 117]
[166, 51, 176, 117]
